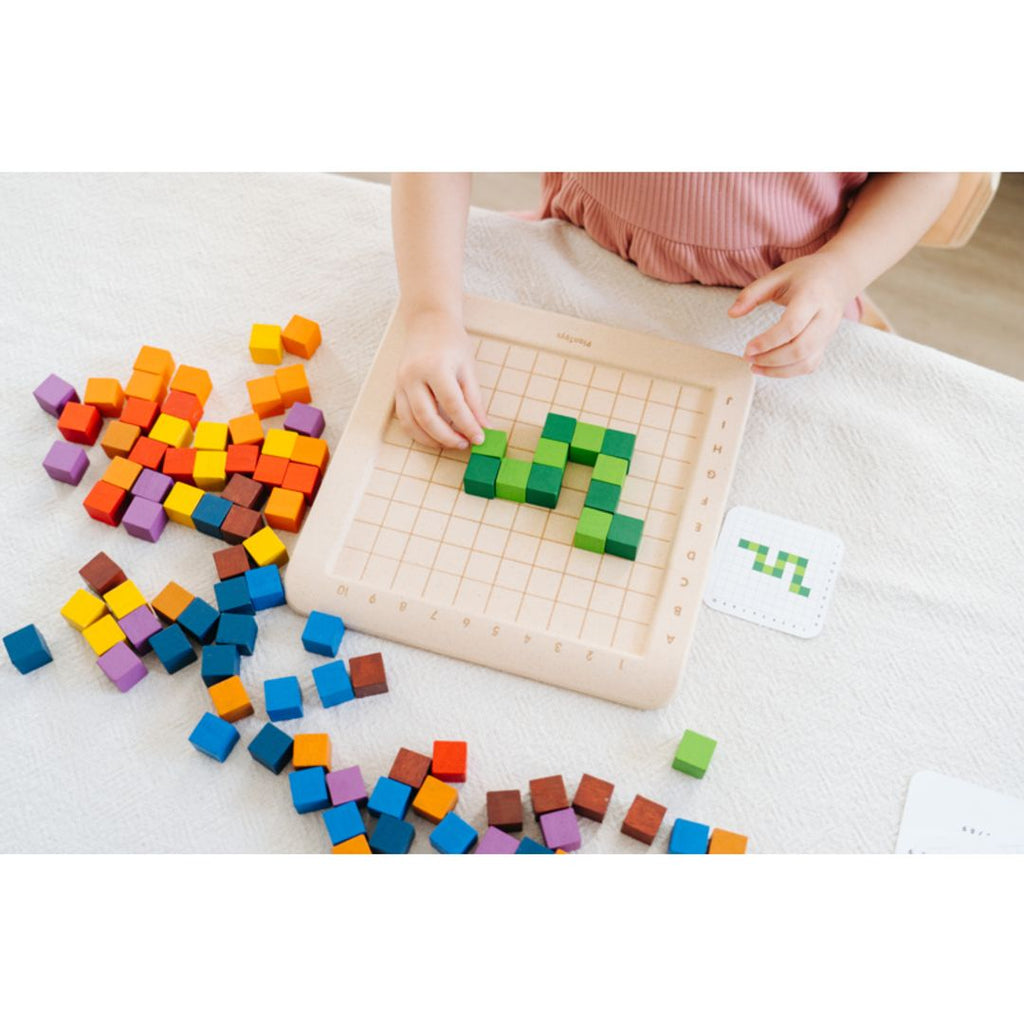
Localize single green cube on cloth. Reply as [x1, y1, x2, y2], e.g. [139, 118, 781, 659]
[573, 507, 613, 553]
[672, 729, 717, 779]
[495, 458, 531, 502]
[471, 428, 508, 460]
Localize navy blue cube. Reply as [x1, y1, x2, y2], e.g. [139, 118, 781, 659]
[367, 776, 414, 820]
[215, 613, 258, 656]
[245, 565, 285, 611]
[177, 597, 220, 644]
[515, 836, 555, 854]
[324, 801, 366, 846]
[201, 643, 241, 686]
[290, 766, 331, 813]
[265, 675, 303, 721]
[192, 493, 233, 538]
[668, 818, 711, 855]
[312, 660, 354, 708]
[301, 610, 346, 657]
[188, 712, 239, 762]
[149, 624, 197, 674]
[3, 624, 53, 675]
[247, 722, 294, 774]
[430, 812, 478, 854]
[214, 576, 255, 615]
[369, 813, 414, 854]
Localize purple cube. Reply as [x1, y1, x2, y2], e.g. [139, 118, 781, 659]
[122, 496, 168, 542]
[33, 374, 79, 417]
[539, 807, 582, 852]
[132, 468, 173, 503]
[327, 765, 369, 807]
[283, 402, 325, 438]
[42, 440, 89, 485]
[118, 604, 163, 653]
[97, 641, 148, 693]
[475, 825, 520, 854]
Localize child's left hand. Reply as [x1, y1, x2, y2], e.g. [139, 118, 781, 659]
[727, 252, 855, 377]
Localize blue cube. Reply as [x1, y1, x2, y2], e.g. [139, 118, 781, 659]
[312, 660, 354, 708]
[515, 836, 554, 855]
[214, 576, 255, 615]
[177, 597, 220, 644]
[149, 624, 197, 673]
[324, 801, 366, 846]
[192, 493, 233, 538]
[290, 766, 331, 813]
[430, 812, 478, 854]
[369, 813, 414, 854]
[668, 818, 711, 855]
[3, 624, 53, 675]
[188, 712, 239, 762]
[245, 565, 285, 611]
[265, 675, 303, 721]
[367, 776, 413, 820]
[201, 643, 240, 686]
[215, 612, 258, 656]
[301, 610, 346, 657]
[247, 722, 294, 774]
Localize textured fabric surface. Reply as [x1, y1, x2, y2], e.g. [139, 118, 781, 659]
[0, 173, 1021, 854]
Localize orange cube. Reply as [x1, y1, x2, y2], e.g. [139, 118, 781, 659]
[411, 776, 458, 824]
[152, 581, 194, 622]
[83, 378, 125, 417]
[247, 376, 284, 419]
[281, 461, 320, 504]
[293, 733, 331, 770]
[169, 365, 213, 405]
[228, 412, 264, 446]
[102, 456, 143, 491]
[263, 487, 306, 533]
[208, 675, 254, 723]
[124, 369, 166, 404]
[134, 345, 175, 383]
[332, 835, 372, 854]
[83, 480, 127, 526]
[162, 390, 204, 428]
[162, 447, 196, 483]
[431, 741, 468, 783]
[282, 314, 322, 359]
[57, 401, 102, 445]
[252, 454, 289, 487]
[100, 419, 141, 459]
[121, 397, 160, 431]
[225, 444, 260, 476]
[707, 828, 748, 854]
[291, 436, 329, 473]
[128, 435, 169, 470]
[274, 363, 311, 408]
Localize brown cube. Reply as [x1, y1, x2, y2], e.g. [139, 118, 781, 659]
[621, 794, 667, 845]
[486, 789, 524, 832]
[213, 546, 252, 580]
[349, 652, 388, 697]
[79, 552, 127, 595]
[221, 505, 264, 544]
[572, 773, 615, 823]
[529, 775, 569, 819]
[388, 747, 432, 789]
[221, 474, 266, 510]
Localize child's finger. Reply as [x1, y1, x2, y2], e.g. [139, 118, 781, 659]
[743, 304, 815, 359]
[458, 368, 490, 432]
[408, 383, 470, 449]
[728, 270, 781, 317]
[751, 356, 819, 378]
[751, 314, 831, 369]
[430, 374, 485, 446]
[395, 390, 441, 448]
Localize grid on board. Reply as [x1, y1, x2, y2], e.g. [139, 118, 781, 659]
[336, 334, 713, 655]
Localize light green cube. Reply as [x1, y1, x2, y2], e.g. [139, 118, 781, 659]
[591, 453, 628, 487]
[471, 428, 508, 460]
[569, 421, 606, 466]
[672, 730, 717, 779]
[495, 458, 531, 502]
[533, 437, 569, 470]
[573, 507, 613, 553]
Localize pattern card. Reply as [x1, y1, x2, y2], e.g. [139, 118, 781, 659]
[703, 505, 842, 638]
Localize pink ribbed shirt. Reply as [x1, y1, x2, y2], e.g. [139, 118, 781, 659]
[538, 172, 869, 320]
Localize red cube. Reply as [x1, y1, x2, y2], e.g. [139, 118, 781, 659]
[83, 480, 127, 525]
[57, 401, 102, 445]
[431, 741, 467, 783]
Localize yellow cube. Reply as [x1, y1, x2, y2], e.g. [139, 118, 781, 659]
[193, 421, 229, 451]
[61, 589, 107, 631]
[208, 675, 254, 722]
[83, 614, 127, 656]
[149, 413, 194, 449]
[104, 579, 147, 619]
[243, 526, 289, 567]
[164, 482, 205, 528]
[193, 450, 228, 491]
[332, 835, 371, 854]
[261, 428, 299, 460]
[411, 776, 458, 824]
[293, 733, 331, 769]
[249, 324, 283, 365]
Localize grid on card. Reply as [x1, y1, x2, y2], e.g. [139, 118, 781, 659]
[337, 333, 712, 655]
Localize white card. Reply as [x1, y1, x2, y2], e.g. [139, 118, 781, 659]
[703, 506, 843, 638]
[895, 771, 1024, 854]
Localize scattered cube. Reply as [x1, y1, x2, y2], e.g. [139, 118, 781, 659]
[283, 402, 325, 438]
[324, 802, 366, 847]
[221, 506, 264, 544]
[430, 812, 478, 854]
[540, 412, 576, 445]
[293, 732, 331, 770]
[475, 826, 520, 854]
[188, 712, 240, 762]
[79, 552, 126, 594]
[193, 451, 228, 491]
[193, 421, 229, 451]
[82, 614, 127, 656]
[281, 462, 320, 504]
[572, 773, 615, 822]
[248, 723, 294, 774]
[213, 546, 252, 581]
[149, 624, 197, 673]
[368, 776, 414, 819]
[247, 375, 285, 418]
[621, 794, 668, 845]
[61, 589, 107, 632]
[169, 365, 213, 405]
[208, 675, 254, 722]
[221, 474, 266, 510]
[191, 493, 232, 538]
[131, 468, 174, 504]
[463, 453, 501, 498]
[530, 775, 569, 819]
[177, 597, 220, 644]
[33, 374, 79, 417]
[253, 453, 289, 487]
[540, 807, 582, 852]
[411, 775, 458, 824]
[128, 435, 169, 470]
[291, 436, 329, 472]
[264, 675, 303, 721]
[122, 496, 168, 542]
[133, 345, 175, 383]
[282, 314, 322, 359]
[515, 837, 554, 855]
[369, 813, 414, 854]
[672, 729, 717, 779]
[243, 526, 289, 568]
[431, 741, 467, 783]
[124, 369, 166, 405]
[486, 790, 523, 832]
[389, 748, 432, 790]
[100, 420, 142, 460]
[3, 624, 53, 674]
[163, 481, 205, 528]
[149, 412, 193, 450]
[215, 612, 258, 655]
[97, 642, 148, 693]
[495, 458, 531, 502]
[327, 765, 368, 806]
[349, 652, 387, 697]
[668, 818, 711, 855]
[262, 428, 299, 460]
[302, 611, 346, 657]
[152, 581, 194, 622]
[122, 396, 161, 431]
[573, 507, 613, 554]
[250, 323, 283, 364]
[225, 442, 262, 477]
[333, 835, 372, 854]
[201, 644, 241, 686]
[214, 576, 255, 615]
[275, 364, 311, 407]
[83, 377, 125, 417]
[43, 440, 89, 485]
[101, 455, 143, 492]
[244, 564, 286, 610]
[707, 828, 748, 854]
[289, 766, 330, 813]
[312, 660, 354, 708]
[104, 580, 147, 619]
[57, 401, 101, 445]
[228, 412, 264, 447]
[83, 480, 127, 525]
[263, 486, 306, 532]
[118, 605, 163, 653]
[605, 514, 644, 561]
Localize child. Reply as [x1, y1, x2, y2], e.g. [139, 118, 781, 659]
[390, 172, 958, 449]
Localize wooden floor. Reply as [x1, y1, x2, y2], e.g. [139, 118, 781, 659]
[347, 173, 1023, 380]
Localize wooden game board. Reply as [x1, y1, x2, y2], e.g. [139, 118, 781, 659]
[287, 296, 754, 708]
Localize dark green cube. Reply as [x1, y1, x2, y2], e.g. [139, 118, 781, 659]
[605, 513, 644, 561]
[600, 428, 636, 470]
[541, 412, 576, 445]
[525, 463, 563, 508]
[584, 479, 621, 514]
[569, 421, 606, 466]
[463, 454, 501, 498]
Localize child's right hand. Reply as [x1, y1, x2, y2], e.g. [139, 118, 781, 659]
[394, 307, 489, 450]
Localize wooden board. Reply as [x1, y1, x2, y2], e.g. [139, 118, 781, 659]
[286, 295, 754, 708]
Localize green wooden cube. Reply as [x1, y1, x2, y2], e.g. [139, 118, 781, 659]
[495, 458, 531, 502]
[584, 479, 621, 515]
[672, 730, 717, 779]
[573, 507, 612, 553]
[463, 453, 501, 498]
[600, 428, 636, 470]
[591, 453, 628, 487]
[541, 412, 576, 445]
[533, 437, 569, 470]
[471, 428, 508, 460]
[525, 463, 563, 508]
[605, 513, 644, 561]
[569, 421, 606, 466]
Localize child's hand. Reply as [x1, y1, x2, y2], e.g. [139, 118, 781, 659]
[727, 252, 855, 378]
[395, 308, 488, 449]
